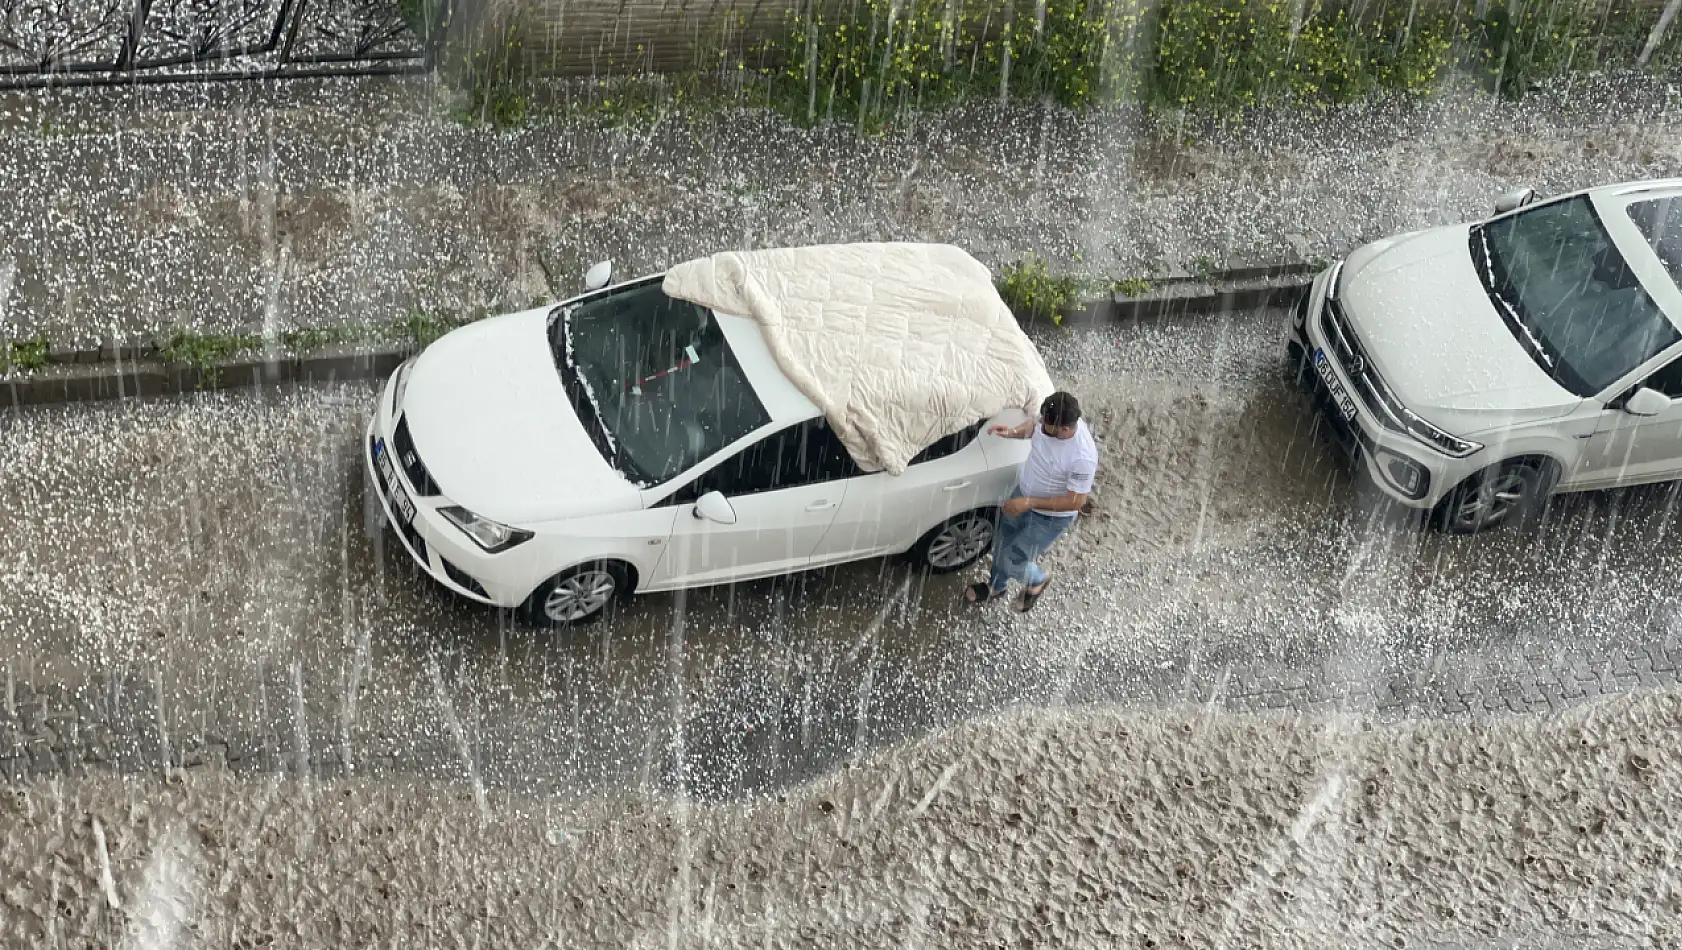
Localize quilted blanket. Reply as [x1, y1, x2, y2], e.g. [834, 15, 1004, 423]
[662, 243, 1055, 475]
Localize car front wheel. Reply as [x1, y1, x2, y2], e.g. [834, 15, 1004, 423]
[1432, 461, 1552, 534]
[911, 510, 997, 574]
[519, 561, 630, 629]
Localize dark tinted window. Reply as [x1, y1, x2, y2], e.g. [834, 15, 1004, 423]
[908, 419, 987, 466]
[1628, 197, 1682, 291]
[1643, 357, 1682, 399]
[668, 418, 860, 503]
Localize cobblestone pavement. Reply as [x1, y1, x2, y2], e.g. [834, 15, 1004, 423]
[0, 72, 1679, 344]
[2, 304, 1681, 803]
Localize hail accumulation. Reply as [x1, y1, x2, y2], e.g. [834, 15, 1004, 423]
[0, 72, 1678, 347]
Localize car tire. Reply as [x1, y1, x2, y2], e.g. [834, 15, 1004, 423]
[519, 561, 631, 629]
[909, 509, 998, 574]
[1431, 460, 1554, 535]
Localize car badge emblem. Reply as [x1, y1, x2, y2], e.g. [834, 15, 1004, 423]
[1346, 354, 1366, 376]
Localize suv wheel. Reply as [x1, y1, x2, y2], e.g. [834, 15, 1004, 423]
[519, 562, 630, 628]
[1432, 461, 1552, 534]
[911, 510, 997, 574]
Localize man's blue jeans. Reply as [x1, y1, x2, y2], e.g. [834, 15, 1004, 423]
[988, 491, 1074, 594]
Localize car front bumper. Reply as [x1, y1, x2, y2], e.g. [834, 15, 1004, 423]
[363, 381, 530, 609]
[1285, 268, 1472, 511]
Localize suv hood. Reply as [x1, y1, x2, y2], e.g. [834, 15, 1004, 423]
[398, 308, 644, 525]
[1339, 224, 1583, 435]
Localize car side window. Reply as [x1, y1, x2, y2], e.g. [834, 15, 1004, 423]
[908, 418, 987, 466]
[1642, 356, 1682, 399]
[667, 418, 860, 504]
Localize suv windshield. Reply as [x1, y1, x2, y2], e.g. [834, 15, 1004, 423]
[1471, 195, 1680, 396]
[548, 281, 770, 485]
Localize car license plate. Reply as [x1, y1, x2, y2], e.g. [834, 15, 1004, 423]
[1312, 348, 1359, 422]
[375, 441, 415, 526]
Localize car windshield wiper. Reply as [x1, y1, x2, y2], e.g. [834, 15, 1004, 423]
[548, 307, 647, 484]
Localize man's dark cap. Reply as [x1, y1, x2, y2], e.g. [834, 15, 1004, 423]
[1040, 391, 1081, 427]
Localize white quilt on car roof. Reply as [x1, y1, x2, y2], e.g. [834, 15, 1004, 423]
[662, 242, 1056, 475]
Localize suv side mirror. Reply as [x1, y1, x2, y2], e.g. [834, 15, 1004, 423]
[1494, 188, 1538, 215]
[583, 260, 614, 292]
[1624, 386, 1672, 417]
[692, 490, 737, 524]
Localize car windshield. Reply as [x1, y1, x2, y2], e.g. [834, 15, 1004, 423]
[548, 281, 770, 485]
[1471, 195, 1680, 396]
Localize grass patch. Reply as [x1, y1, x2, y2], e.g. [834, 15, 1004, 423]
[0, 335, 49, 373]
[158, 328, 263, 380]
[1111, 276, 1154, 298]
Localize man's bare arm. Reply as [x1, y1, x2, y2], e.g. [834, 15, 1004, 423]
[987, 419, 1035, 440]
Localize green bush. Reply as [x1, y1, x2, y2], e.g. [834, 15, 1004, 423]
[996, 257, 1090, 325]
[1477, 0, 1596, 98]
[758, 0, 1147, 125]
[0, 335, 48, 373]
[1151, 0, 1456, 110]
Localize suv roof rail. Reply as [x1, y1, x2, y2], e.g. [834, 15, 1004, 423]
[1605, 178, 1682, 197]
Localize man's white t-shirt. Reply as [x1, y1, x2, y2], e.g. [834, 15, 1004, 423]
[1016, 419, 1099, 518]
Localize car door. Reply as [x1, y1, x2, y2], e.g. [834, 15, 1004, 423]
[812, 419, 996, 564]
[652, 418, 860, 589]
[1578, 354, 1682, 487]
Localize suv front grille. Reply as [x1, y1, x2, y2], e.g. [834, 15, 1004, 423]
[392, 415, 440, 497]
[1319, 300, 1407, 434]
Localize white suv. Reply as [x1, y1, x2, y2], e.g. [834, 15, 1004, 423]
[1287, 178, 1682, 533]
[365, 266, 1033, 628]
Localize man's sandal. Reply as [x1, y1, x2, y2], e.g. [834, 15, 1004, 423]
[964, 582, 1005, 604]
[1016, 578, 1051, 613]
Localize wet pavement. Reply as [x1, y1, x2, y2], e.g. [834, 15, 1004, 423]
[1, 72, 1681, 345]
[4, 304, 1682, 805]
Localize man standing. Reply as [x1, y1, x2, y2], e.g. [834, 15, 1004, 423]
[963, 391, 1098, 613]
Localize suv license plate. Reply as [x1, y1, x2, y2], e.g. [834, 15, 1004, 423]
[1312, 348, 1359, 422]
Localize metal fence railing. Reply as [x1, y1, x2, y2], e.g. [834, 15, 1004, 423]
[0, 0, 431, 89]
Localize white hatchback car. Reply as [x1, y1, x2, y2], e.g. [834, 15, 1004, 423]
[1287, 178, 1682, 533]
[365, 265, 1033, 627]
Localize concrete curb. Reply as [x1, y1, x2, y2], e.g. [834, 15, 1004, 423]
[5, 346, 412, 410]
[3, 262, 1323, 409]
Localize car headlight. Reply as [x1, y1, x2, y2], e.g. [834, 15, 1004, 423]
[439, 506, 533, 553]
[1359, 365, 1484, 459]
[392, 357, 416, 412]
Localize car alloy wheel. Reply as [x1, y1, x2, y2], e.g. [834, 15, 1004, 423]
[543, 569, 618, 624]
[923, 513, 995, 571]
[1436, 461, 1550, 535]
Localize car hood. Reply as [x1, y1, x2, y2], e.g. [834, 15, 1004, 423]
[398, 308, 644, 525]
[1339, 224, 1583, 435]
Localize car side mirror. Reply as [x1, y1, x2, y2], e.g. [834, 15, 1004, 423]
[1624, 386, 1671, 417]
[692, 490, 737, 524]
[583, 260, 614, 292]
[1494, 187, 1538, 215]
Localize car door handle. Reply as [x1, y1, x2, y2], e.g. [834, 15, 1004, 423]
[942, 481, 972, 491]
[806, 500, 837, 511]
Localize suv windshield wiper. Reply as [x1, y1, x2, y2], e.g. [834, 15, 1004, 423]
[1469, 224, 1555, 372]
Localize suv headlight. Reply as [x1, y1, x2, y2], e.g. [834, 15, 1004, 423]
[440, 506, 533, 553]
[1362, 369, 1484, 458]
